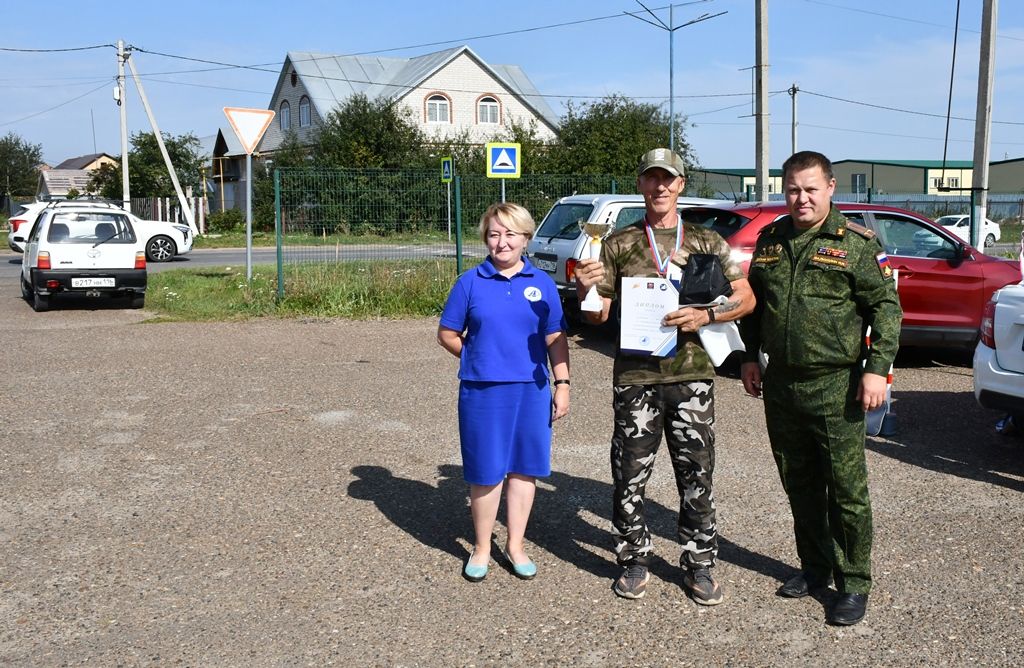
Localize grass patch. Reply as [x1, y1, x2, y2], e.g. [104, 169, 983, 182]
[146, 259, 469, 321]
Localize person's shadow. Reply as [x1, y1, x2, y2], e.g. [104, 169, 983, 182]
[347, 464, 790, 587]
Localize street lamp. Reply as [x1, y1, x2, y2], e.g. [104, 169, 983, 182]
[625, 1, 726, 152]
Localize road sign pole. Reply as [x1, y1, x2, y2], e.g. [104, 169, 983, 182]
[246, 152, 252, 282]
[501, 179, 505, 203]
[446, 181, 452, 242]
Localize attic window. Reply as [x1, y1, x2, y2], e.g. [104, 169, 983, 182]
[290, 71, 297, 87]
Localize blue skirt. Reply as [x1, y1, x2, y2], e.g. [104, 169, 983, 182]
[458, 379, 552, 485]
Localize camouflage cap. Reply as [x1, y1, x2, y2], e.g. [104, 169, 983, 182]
[638, 148, 686, 177]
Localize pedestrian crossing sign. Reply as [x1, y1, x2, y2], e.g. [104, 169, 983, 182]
[441, 156, 453, 183]
[486, 142, 521, 179]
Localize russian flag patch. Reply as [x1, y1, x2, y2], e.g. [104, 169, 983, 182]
[876, 252, 893, 279]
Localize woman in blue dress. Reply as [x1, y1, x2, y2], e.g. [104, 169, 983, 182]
[438, 202, 570, 582]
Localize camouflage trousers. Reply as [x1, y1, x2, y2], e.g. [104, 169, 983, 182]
[763, 365, 873, 594]
[610, 382, 718, 569]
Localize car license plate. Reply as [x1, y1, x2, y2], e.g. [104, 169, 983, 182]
[72, 277, 115, 288]
[534, 258, 557, 272]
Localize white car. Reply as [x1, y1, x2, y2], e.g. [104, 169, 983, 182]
[7, 201, 48, 252]
[17, 204, 147, 311]
[525, 194, 724, 317]
[974, 281, 1024, 427]
[934, 214, 1001, 248]
[9, 200, 193, 262]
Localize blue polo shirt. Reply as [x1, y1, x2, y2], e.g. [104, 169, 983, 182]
[440, 256, 566, 382]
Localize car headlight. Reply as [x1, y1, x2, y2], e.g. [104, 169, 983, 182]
[173, 225, 190, 234]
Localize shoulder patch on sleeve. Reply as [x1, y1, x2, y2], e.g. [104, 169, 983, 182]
[845, 221, 876, 239]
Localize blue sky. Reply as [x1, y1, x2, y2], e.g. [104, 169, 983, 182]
[3, 0, 1023, 170]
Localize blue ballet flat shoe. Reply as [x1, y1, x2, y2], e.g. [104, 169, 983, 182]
[504, 548, 537, 580]
[463, 549, 489, 582]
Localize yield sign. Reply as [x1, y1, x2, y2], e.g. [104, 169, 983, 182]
[223, 107, 276, 155]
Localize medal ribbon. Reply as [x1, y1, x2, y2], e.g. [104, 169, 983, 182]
[644, 215, 683, 277]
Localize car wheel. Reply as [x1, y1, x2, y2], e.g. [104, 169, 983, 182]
[20, 277, 31, 301]
[130, 293, 145, 309]
[32, 290, 50, 312]
[985, 233, 996, 248]
[146, 235, 176, 262]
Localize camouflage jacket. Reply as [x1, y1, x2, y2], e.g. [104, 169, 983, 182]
[739, 206, 902, 377]
[597, 220, 744, 384]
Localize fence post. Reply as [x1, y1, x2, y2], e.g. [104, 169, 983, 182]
[275, 168, 284, 302]
[611, 178, 617, 194]
[867, 187, 872, 204]
[455, 175, 463, 275]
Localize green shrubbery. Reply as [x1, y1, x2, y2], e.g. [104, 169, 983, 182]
[207, 209, 245, 233]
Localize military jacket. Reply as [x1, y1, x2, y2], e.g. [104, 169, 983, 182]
[739, 206, 902, 377]
[596, 220, 744, 385]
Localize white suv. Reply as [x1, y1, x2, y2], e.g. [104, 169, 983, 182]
[974, 281, 1024, 426]
[10, 200, 193, 261]
[526, 194, 723, 316]
[18, 204, 147, 311]
[934, 214, 1001, 248]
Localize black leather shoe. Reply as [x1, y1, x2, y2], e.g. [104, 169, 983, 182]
[827, 593, 869, 625]
[777, 572, 832, 598]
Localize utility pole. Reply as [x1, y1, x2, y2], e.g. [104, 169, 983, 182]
[788, 83, 799, 155]
[125, 53, 198, 233]
[755, 0, 770, 201]
[972, 0, 997, 249]
[117, 40, 130, 211]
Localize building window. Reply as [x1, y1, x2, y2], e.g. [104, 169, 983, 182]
[948, 176, 960, 188]
[478, 96, 499, 124]
[280, 100, 291, 130]
[299, 96, 311, 127]
[426, 94, 450, 123]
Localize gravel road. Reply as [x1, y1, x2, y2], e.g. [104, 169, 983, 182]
[1, 285, 1022, 666]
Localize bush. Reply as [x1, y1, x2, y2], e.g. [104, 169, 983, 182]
[207, 209, 245, 233]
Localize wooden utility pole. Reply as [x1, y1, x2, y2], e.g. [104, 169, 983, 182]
[117, 40, 130, 211]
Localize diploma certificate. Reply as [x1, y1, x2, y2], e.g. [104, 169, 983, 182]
[619, 277, 679, 356]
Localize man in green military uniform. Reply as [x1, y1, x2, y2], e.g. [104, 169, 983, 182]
[739, 150, 902, 626]
[574, 148, 754, 604]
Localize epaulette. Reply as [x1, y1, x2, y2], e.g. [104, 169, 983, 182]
[759, 224, 776, 236]
[844, 221, 876, 239]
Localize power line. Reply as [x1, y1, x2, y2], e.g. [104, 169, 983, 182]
[0, 81, 110, 128]
[801, 89, 1024, 126]
[0, 44, 115, 53]
[801, 0, 1024, 42]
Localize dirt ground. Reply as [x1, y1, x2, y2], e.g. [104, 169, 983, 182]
[1, 289, 1022, 666]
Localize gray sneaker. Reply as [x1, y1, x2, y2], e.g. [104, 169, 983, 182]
[684, 567, 724, 606]
[613, 564, 650, 599]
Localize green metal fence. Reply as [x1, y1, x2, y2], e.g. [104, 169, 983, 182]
[272, 167, 636, 297]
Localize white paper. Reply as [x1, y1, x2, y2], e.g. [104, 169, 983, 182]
[693, 295, 746, 367]
[619, 277, 679, 356]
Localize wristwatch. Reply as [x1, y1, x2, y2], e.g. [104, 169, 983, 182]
[706, 307, 716, 323]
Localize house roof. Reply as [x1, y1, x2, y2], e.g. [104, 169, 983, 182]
[834, 159, 974, 169]
[199, 128, 245, 161]
[53, 153, 115, 170]
[38, 169, 93, 196]
[280, 45, 560, 131]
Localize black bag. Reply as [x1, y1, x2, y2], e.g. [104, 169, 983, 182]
[679, 254, 733, 305]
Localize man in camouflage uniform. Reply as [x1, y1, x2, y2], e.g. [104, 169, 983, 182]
[574, 148, 754, 603]
[739, 150, 902, 626]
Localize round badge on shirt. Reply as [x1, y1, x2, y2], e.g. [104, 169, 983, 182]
[523, 287, 542, 302]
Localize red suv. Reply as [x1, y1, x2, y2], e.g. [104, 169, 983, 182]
[680, 202, 1022, 349]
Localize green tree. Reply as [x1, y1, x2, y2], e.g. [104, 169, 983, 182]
[313, 94, 428, 168]
[89, 131, 204, 199]
[0, 132, 44, 196]
[547, 94, 694, 176]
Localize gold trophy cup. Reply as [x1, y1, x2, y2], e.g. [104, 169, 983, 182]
[578, 216, 614, 312]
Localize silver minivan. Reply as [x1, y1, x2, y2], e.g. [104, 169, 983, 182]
[526, 194, 724, 314]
